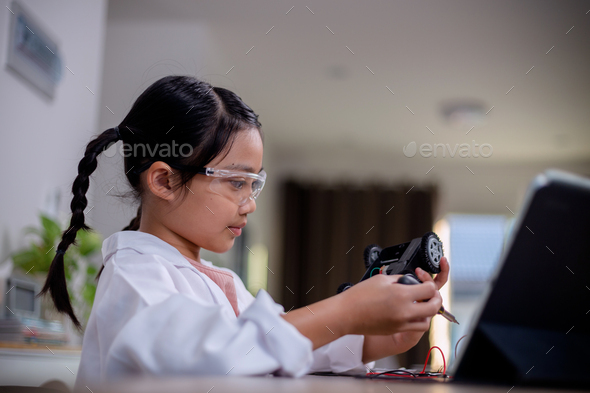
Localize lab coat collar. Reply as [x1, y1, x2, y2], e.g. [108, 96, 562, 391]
[101, 230, 195, 269]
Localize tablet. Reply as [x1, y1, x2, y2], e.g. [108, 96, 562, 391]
[452, 169, 590, 388]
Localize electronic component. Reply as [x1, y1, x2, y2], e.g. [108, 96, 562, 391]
[337, 232, 458, 324]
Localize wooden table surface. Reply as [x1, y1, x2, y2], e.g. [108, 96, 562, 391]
[0, 341, 81, 352]
[90, 375, 585, 393]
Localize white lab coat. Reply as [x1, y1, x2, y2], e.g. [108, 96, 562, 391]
[74, 231, 373, 390]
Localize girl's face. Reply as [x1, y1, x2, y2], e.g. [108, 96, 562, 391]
[155, 128, 264, 257]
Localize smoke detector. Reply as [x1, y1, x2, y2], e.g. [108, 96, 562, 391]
[441, 99, 487, 129]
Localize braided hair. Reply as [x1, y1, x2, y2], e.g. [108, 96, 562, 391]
[40, 76, 263, 329]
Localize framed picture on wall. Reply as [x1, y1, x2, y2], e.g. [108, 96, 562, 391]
[5, 0, 63, 99]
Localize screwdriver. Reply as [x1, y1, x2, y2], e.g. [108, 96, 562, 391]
[437, 305, 459, 324]
[398, 274, 459, 325]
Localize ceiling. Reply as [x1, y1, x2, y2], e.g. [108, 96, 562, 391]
[107, 0, 590, 164]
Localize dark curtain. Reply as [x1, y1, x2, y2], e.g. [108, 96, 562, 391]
[281, 181, 437, 368]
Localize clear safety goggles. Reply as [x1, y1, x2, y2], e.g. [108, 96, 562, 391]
[196, 167, 267, 206]
[133, 161, 266, 206]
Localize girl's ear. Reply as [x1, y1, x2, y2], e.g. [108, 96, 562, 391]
[145, 161, 176, 201]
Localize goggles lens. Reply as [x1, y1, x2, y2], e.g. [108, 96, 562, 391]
[205, 168, 266, 206]
[130, 161, 266, 207]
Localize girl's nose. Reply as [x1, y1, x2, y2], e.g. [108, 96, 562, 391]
[239, 197, 257, 215]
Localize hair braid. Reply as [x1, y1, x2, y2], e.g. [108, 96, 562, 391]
[39, 128, 120, 330]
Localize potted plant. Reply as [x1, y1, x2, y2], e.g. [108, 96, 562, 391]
[10, 213, 102, 328]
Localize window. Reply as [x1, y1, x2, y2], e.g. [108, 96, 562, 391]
[430, 214, 513, 366]
[447, 214, 510, 295]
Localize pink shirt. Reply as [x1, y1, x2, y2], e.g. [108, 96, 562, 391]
[183, 255, 240, 317]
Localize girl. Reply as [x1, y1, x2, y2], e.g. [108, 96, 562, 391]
[40, 75, 448, 389]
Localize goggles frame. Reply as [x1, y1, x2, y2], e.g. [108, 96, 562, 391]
[133, 161, 266, 206]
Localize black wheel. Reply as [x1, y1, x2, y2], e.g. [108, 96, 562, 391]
[337, 282, 353, 294]
[419, 232, 443, 273]
[363, 244, 382, 269]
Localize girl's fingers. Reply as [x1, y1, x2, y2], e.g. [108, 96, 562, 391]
[410, 298, 442, 319]
[408, 316, 430, 324]
[415, 267, 433, 283]
[433, 256, 450, 290]
[416, 257, 449, 290]
[400, 320, 431, 332]
[406, 280, 438, 301]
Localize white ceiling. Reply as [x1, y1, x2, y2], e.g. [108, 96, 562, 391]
[108, 0, 590, 164]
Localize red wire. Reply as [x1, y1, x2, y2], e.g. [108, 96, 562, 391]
[421, 345, 446, 375]
[365, 372, 442, 379]
[455, 335, 468, 359]
[365, 345, 447, 379]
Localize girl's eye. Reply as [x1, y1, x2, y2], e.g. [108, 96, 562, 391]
[228, 179, 245, 190]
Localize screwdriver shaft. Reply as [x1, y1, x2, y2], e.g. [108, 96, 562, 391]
[438, 306, 459, 324]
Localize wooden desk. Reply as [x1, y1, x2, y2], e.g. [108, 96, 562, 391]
[93, 375, 585, 393]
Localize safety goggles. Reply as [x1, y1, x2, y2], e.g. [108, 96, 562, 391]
[133, 161, 266, 206]
[195, 167, 266, 206]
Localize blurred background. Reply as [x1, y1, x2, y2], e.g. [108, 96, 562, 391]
[0, 0, 589, 388]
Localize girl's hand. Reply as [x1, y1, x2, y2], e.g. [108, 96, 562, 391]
[386, 256, 450, 353]
[389, 327, 430, 353]
[341, 272, 442, 336]
[362, 256, 450, 362]
[362, 324, 431, 363]
[416, 255, 449, 290]
[282, 256, 449, 352]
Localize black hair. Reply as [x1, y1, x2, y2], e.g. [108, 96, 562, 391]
[39, 75, 263, 329]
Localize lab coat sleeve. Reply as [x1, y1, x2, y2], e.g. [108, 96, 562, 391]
[98, 257, 314, 380]
[307, 334, 376, 374]
[229, 269, 375, 374]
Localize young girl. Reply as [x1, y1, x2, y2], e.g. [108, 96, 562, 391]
[40, 75, 448, 389]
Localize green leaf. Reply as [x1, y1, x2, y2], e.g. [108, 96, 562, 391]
[76, 229, 102, 256]
[86, 265, 98, 276]
[82, 283, 97, 306]
[22, 226, 44, 239]
[40, 214, 62, 245]
[11, 249, 37, 271]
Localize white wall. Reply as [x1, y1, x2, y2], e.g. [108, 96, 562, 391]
[0, 0, 108, 264]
